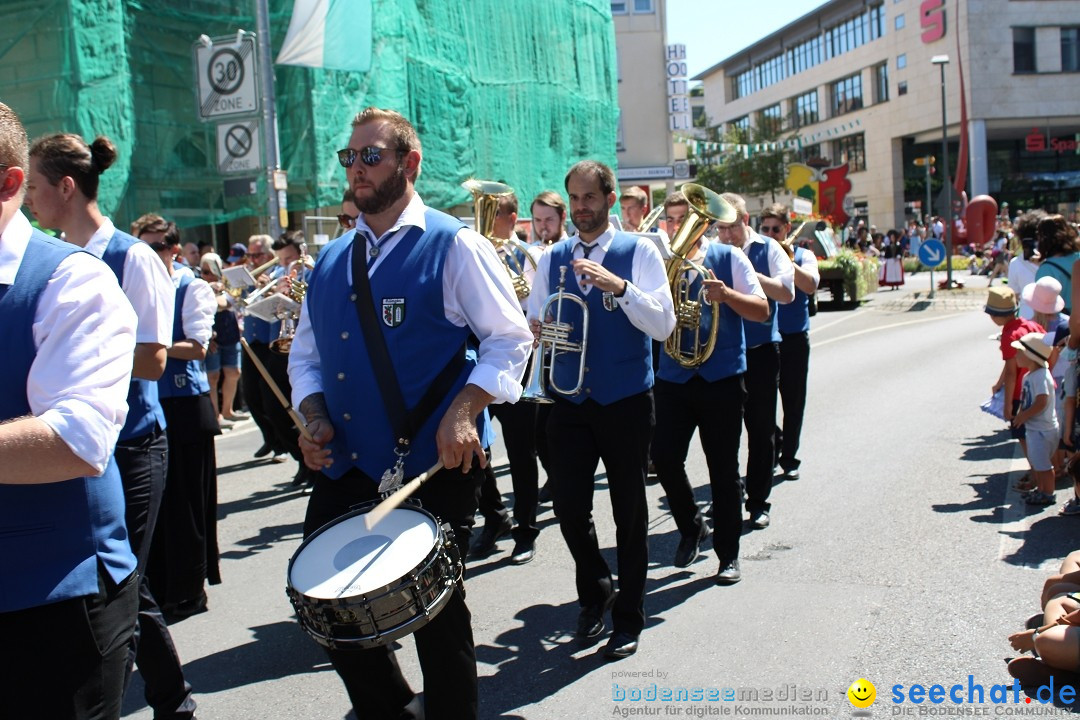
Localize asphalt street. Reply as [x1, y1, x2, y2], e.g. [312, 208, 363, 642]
[121, 270, 1071, 720]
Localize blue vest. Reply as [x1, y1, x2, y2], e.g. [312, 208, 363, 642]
[243, 267, 282, 344]
[778, 246, 811, 335]
[546, 233, 653, 405]
[0, 232, 135, 611]
[158, 274, 210, 399]
[305, 210, 487, 481]
[102, 230, 167, 439]
[743, 239, 781, 347]
[658, 242, 746, 383]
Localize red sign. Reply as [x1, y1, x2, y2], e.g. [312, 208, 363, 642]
[1026, 128, 1080, 154]
[920, 0, 946, 43]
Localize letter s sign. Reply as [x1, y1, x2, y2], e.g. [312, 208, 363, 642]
[921, 0, 946, 43]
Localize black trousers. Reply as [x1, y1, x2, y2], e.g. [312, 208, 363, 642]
[743, 343, 780, 514]
[116, 428, 196, 719]
[486, 401, 541, 543]
[302, 465, 483, 720]
[546, 391, 653, 637]
[653, 375, 746, 563]
[0, 568, 138, 720]
[777, 331, 810, 472]
[241, 341, 301, 460]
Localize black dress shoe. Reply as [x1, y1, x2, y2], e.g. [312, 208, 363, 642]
[254, 442, 273, 458]
[603, 632, 639, 660]
[750, 510, 770, 529]
[509, 541, 536, 565]
[715, 558, 741, 585]
[673, 522, 710, 568]
[469, 516, 512, 558]
[577, 590, 618, 639]
[780, 468, 800, 481]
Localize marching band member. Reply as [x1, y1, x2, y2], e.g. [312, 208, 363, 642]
[242, 234, 288, 462]
[528, 161, 675, 660]
[652, 194, 768, 586]
[0, 100, 139, 720]
[26, 132, 196, 718]
[716, 193, 794, 531]
[135, 215, 221, 621]
[288, 106, 531, 720]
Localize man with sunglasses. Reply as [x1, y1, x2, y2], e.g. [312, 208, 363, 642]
[716, 193, 794, 531]
[288, 106, 531, 720]
[761, 204, 819, 483]
[337, 189, 358, 234]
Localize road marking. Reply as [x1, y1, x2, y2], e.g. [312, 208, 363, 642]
[812, 312, 965, 348]
[808, 309, 866, 336]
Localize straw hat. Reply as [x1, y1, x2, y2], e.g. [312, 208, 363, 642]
[1022, 277, 1065, 315]
[984, 287, 1018, 316]
[1010, 332, 1054, 367]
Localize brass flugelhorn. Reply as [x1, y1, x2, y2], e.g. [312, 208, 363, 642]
[463, 179, 537, 300]
[636, 204, 666, 233]
[777, 220, 809, 261]
[520, 265, 589, 403]
[662, 184, 737, 369]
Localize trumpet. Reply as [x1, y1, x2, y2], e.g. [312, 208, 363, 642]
[520, 265, 589, 403]
[463, 179, 537, 300]
[636, 204, 666, 233]
[662, 183, 737, 369]
[777, 220, 809, 261]
[226, 256, 281, 305]
[269, 248, 313, 355]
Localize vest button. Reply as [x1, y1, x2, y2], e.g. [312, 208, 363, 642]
[341, 331, 349, 340]
[343, 413, 352, 421]
[350, 293, 358, 302]
[584, 366, 590, 373]
[337, 372, 346, 381]
[350, 452, 358, 460]
[585, 388, 591, 394]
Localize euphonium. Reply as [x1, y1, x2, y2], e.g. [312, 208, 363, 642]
[520, 265, 589, 403]
[662, 183, 737, 369]
[463, 179, 537, 300]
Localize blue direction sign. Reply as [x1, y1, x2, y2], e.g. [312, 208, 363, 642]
[918, 239, 946, 267]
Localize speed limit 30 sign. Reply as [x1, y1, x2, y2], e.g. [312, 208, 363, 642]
[193, 34, 258, 120]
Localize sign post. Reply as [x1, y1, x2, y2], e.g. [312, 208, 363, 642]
[194, 35, 258, 120]
[918, 238, 946, 300]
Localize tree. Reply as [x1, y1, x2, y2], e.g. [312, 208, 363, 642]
[692, 114, 799, 203]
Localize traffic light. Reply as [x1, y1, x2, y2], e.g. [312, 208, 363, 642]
[913, 155, 936, 166]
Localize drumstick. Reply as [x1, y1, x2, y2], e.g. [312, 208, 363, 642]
[364, 461, 444, 530]
[239, 338, 314, 442]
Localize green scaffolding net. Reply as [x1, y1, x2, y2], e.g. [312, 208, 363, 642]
[0, 0, 618, 230]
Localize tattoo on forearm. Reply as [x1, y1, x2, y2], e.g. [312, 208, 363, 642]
[299, 393, 329, 423]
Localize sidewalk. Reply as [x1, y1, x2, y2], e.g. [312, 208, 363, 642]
[842, 269, 994, 313]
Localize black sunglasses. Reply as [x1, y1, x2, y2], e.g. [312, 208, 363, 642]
[336, 145, 405, 169]
[759, 225, 786, 234]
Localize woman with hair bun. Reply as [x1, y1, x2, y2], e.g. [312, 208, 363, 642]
[25, 133, 197, 718]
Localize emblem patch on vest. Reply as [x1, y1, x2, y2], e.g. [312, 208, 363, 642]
[382, 297, 406, 327]
[173, 375, 188, 389]
[602, 291, 618, 312]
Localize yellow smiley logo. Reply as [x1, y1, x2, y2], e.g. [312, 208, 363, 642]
[847, 678, 876, 708]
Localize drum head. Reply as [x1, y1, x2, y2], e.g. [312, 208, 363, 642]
[290, 508, 438, 599]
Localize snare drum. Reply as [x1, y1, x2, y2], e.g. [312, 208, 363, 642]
[286, 503, 461, 650]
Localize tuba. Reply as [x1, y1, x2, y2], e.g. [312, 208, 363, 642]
[520, 265, 589, 403]
[662, 183, 737, 369]
[463, 179, 537, 300]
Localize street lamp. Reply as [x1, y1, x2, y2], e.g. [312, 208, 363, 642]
[931, 54, 952, 291]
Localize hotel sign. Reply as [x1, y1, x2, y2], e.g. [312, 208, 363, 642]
[666, 44, 691, 132]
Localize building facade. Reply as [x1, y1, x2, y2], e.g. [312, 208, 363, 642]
[693, 0, 1080, 229]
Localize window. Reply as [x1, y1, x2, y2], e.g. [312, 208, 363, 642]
[759, 104, 783, 135]
[875, 62, 889, 103]
[616, 116, 625, 151]
[835, 133, 866, 172]
[1014, 27, 1036, 73]
[794, 90, 819, 128]
[831, 73, 864, 116]
[897, 53, 907, 69]
[799, 143, 823, 164]
[731, 115, 751, 142]
[898, 80, 908, 95]
[895, 13, 905, 30]
[611, 1, 627, 13]
[1063, 27, 1080, 72]
[633, 0, 654, 12]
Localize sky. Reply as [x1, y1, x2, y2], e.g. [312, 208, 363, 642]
[666, 0, 833, 79]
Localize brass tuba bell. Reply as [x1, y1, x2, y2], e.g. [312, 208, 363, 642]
[463, 179, 537, 300]
[662, 183, 737, 369]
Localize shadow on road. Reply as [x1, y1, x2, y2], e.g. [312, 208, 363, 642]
[960, 428, 1015, 462]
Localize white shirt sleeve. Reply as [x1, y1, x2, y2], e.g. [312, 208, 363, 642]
[289, 300, 321, 408]
[121, 241, 174, 346]
[620, 237, 676, 341]
[800, 251, 820, 287]
[33, 254, 138, 474]
[765, 239, 796, 301]
[182, 278, 216, 347]
[443, 228, 534, 403]
[730, 249, 767, 299]
[527, 250, 554, 323]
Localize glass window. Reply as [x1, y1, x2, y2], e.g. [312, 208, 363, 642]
[794, 90, 819, 128]
[875, 62, 889, 103]
[1014, 27, 1036, 73]
[895, 13, 905, 30]
[731, 115, 751, 142]
[831, 73, 864, 116]
[1063, 27, 1080, 72]
[897, 53, 907, 69]
[633, 0, 653, 12]
[898, 80, 908, 95]
[611, 1, 627, 14]
[835, 133, 866, 172]
[759, 104, 783, 135]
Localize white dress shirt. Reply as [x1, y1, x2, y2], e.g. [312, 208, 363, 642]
[1, 212, 137, 473]
[688, 239, 767, 300]
[173, 273, 216, 347]
[741, 229, 795, 300]
[798, 248, 821, 288]
[528, 223, 676, 342]
[84, 218, 174, 347]
[289, 193, 533, 408]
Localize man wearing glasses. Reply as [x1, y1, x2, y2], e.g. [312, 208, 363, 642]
[716, 193, 794, 531]
[760, 204, 819, 483]
[288, 107, 531, 720]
